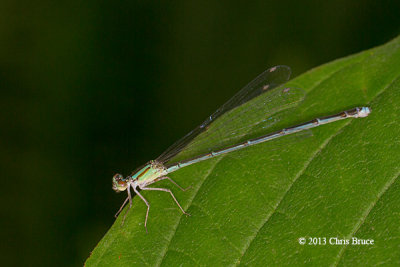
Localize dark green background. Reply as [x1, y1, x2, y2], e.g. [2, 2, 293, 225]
[1, 1, 399, 266]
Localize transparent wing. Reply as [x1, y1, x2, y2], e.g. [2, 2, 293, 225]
[157, 65, 305, 165]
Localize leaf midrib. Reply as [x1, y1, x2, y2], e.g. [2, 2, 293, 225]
[236, 69, 400, 266]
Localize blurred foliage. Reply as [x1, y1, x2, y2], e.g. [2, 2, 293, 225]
[1, 0, 400, 266]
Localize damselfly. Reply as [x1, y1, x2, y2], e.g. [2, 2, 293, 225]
[112, 65, 371, 231]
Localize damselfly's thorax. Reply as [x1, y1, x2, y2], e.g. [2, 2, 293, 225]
[112, 160, 167, 192]
[131, 160, 167, 182]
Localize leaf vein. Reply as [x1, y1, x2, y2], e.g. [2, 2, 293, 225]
[157, 157, 224, 266]
[235, 118, 353, 266]
[332, 171, 400, 266]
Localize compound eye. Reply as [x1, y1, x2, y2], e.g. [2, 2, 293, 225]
[112, 173, 127, 192]
[113, 173, 123, 181]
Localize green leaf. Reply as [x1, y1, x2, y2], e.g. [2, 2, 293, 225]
[86, 36, 400, 266]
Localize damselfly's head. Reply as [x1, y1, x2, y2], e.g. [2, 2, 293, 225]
[112, 173, 128, 192]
